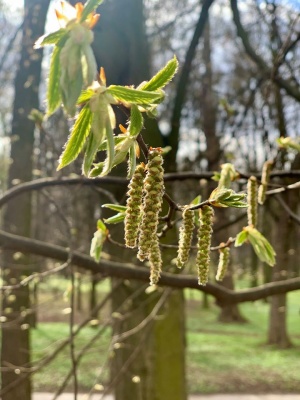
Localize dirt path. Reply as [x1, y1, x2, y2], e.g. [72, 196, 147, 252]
[33, 393, 300, 400]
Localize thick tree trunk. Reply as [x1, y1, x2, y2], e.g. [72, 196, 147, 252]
[1, 2, 49, 400]
[91, 1, 187, 399]
[267, 192, 292, 348]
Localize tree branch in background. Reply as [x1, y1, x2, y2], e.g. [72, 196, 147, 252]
[230, 0, 300, 102]
[1, 229, 300, 304]
[168, 0, 215, 168]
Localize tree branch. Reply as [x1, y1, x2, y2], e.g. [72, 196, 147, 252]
[1, 229, 300, 304]
[167, 0, 215, 168]
[230, 0, 300, 102]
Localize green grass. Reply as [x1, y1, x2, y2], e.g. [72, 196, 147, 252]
[31, 278, 300, 394]
[32, 323, 111, 392]
[186, 291, 300, 393]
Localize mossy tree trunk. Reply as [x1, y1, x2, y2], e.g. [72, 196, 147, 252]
[1, 2, 50, 400]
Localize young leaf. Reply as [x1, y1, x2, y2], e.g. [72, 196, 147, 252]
[234, 230, 248, 247]
[107, 85, 163, 105]
[57, 105, 92, 170]
[34, 29, 68, 48]
[90, 220, 107, 262]
[89, 162, 104, 177]
[247, 228, 276, 266]
[99, 119, 115, 176]
[80, 0, 103, 22]
[47, 45, 63, 115]
[139, 56, 178, 91]
[77, 89, 94, 104]
[129, 104, 143, 137]
[97, 219, 106, 231]
[104, 213, 126, 224]
[83, 105, 108, 175]
[102, 204, 127, 213]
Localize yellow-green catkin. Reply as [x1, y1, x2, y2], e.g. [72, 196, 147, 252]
[124, 163, 145, 248]
[137, 148, 164, 264]
[247, 176, 258, 227]
[176, 207, 195, 268]
[196, 205, 214, 286]
[149, 238, 162, 285]
[216, 247, 230, 282]
[258, 161, 273, 205]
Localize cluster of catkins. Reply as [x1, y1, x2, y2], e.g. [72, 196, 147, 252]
[124, 148, 164, 285]
[124, 148, 231, 286]
[175, 205, 230, 285]
[247, 160, 273, 227]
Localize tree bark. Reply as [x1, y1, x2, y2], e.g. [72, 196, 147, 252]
[267, 192, 292, 348]
[91, 1, 187, 399]
[1, 2, 50, 400]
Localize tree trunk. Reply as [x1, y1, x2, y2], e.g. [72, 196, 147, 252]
[1, 2, 49, 400]
[201, 18, 245, 323]
[91, 1, 187, 399]
[267, 206, 292, 348]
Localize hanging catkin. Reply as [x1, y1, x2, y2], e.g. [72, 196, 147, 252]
[216, 247, 230, 282]
[196, 205, 214, 286]
[176, 206, 195, 268]
[258, 161, 272, 205]
[247, 176, 258, 227]
[124, 163, 145, 248]
[137, 148, 164, 263]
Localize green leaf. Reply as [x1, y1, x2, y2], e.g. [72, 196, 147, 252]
[77, 89, 94, 104]
[104, 213, 126, 224]
[99, 119, 115, 176]
[80, 0, 103, 22]
[246, 227, 276, 266]
[107, 85, 163, 105]
[129, 104, 143, 137]
[102, 204, 127, 213]
[139, 56, 178, 91]
[209, 188, 247, 208]
[97, 219, 106, 231]
[235, 230, 248, 247]
[90, 220, 107, 262]
[98, 136, 127, 152]
[83, 104, 108, 176]
[34, 29, 68, 48]
[89, 162, 104, 177]
[47, 45, 63, 115]
[57, 105, 92, 170]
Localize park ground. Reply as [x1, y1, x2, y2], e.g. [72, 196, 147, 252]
[32, 277, 300, 395]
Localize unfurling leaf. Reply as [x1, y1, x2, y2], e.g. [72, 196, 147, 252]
[209, 188, 248, 208]
[80, 0, 103, 22]
[234, 230, 248, 247]
[246, 227, 276, 266]
[34, 29, 68, 48]
[104, 213, 125, 224]
[102, 204, 127, 213]
[129, 104, 143, 137]
[90, 219, 107, 262]
[57, 105, 92, 170]
[139, 56, 178, 91]
[107, 85, 163, 105]
[236, 226, 276, 266]
[47, 43, 64, 115]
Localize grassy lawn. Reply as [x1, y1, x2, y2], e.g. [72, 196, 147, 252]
[186, 290, 300, 393]
[32, 280, 300, 394]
